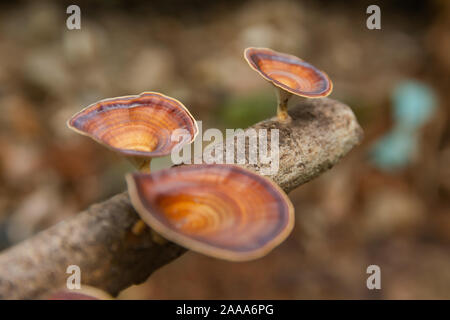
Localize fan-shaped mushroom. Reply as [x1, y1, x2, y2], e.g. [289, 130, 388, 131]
[67, 92, 198, 172]
[126, 164, 294, 261]
[244, 47, 332, 121]
[46, 286, 113, 300]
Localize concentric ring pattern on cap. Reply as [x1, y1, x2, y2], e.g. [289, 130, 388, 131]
[68, 92, 198, 158]
[126, 164, 295, 261]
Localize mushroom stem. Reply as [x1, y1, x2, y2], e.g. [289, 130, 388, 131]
[131, 220, 148, 235]
[130, 161, 167, 244]
[138, 159, 152, 173]
[131, 159, 152, 236]
[275, 88, 292, 121]
[128, 157, 152, 172]
[132, 212, 167, 245]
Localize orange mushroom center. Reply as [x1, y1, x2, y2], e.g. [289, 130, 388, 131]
[155, 188, 239, 235]
[86, 107, 170, 153]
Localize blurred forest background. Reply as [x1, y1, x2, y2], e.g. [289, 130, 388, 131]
[0, 0, 449, 299]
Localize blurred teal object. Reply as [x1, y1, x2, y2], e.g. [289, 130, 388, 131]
[370, 80, 437, 171]
[392, 81, 437, 129]
[369, 128, 416, 172]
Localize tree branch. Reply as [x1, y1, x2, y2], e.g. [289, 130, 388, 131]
[0, 98, 363, 299]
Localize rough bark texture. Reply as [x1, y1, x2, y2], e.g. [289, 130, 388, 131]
[0, 98, 363, 299]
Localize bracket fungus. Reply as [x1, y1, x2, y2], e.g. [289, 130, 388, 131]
[67, 92, 198, 172]
[46, 286, 113, 300]
[126, 164, 295, 261]
[244, 47, 333, 121]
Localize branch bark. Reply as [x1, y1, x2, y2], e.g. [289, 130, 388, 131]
[0, 98, 363, 299]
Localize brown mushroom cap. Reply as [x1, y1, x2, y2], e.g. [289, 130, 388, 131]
[67, 92, 198, 158]
[244, 47, 332, 98]
[126, 164, 294, 261]
[46, 286, 113, 300]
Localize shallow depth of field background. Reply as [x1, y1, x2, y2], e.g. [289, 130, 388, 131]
[0, 0, 449, 299]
